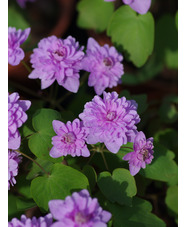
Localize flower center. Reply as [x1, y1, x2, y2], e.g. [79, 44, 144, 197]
[103, 57, 113, 67]
[52, 46, 67, 61]
[75, 212, 88, 224]
[141, 149, 149, 161]
[106, 111, 116, 121]
[61, 132, 76, 144]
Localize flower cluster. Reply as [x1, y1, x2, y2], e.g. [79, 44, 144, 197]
[8, 214, 53, 227]
[29, 36, 85, 93]
[123, 131, 154, 175]
[79, 91, 140, 154]
[49, 189, 112, 226]
[50, 119, 90, 158]
[8, 150, 22, 190]
[82, 37, 124, 95]
[8, 92, 31, 150]
[8, 27, 30, 66]
[104, 0, 151, 14]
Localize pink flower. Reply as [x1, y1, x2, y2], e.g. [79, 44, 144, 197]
[82, 37, 124, 95]
[29, 36, 84, 92]
[123, 131, 154, 176]
[50, 119, 90, 158]
[49, 189, 111, 226]
[79, 92, 140, 154]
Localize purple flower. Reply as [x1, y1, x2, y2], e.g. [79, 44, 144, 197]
[16, 0, 36, 8]
[8, 150, 22, 190]
[8, 27, 30, 66]
[8, 214, 53, 227]
[8, 92, 31, 150]
[104, 0, 151, 14]
[28, 36, 84, 93]
[123, 131, 154, 176]
[79, 91, 140, 154]
[48, 189, 112, 227]
[50, 119, 90, 158]
[82, 37, 124, 95]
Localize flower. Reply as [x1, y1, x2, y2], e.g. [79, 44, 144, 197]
[8, 92, 31, 150]
[104, 0, 151, 14]
[50, 119, 90, 158]
[82, 37, 124, 95]
[79, 91, 140, 154]
[28, 36, 84, 92]
[8, 150, 22, 190]
[8, 214, 53, 227]
[48, 189, 112, 227]
[16, 0, 35, 8]
[8, 27, 31, 66]
[123, 131, 154, 176]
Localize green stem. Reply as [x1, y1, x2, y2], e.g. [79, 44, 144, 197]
[21, 133, 35, 142]
[21, 60, 32, 73]
[86, 150, 96, 166]
[122, 146, 133, 150]
[57, 91, 72, 104]
[100, 149, 109, 171]
[16, 150, 50, 176]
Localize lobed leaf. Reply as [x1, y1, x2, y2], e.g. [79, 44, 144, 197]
[107, 5, 154, 67]
[77, 0, 114, 32]
[31, 163, 89, 211]
[97, 168, 137, 206]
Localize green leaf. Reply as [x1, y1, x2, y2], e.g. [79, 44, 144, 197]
[159, 95, 178, 124]
[31, 163, 89, 211]
[16, 175, 32, 199]
[82, 165, 97, 192]
[26, 158, 54, 180]
[154, 129, 178, 154]
[107, 5, 154, 67]
[165, 49, 178, 69]
[120, 90, 148, 114]
[28, 108, 62, 162]
[77, 0, 114, 32]
[8, 193, 22, 221]
[16, 198, 36, 211]
[165, 185, 178, 215]
[175, 11, 178, 30]
[8, 6, 30, 29]
[97, 168, 137, 206]
[121, 55, 163, 85]
[140, 142, 178, 184]
[106, 197, 166, 227]
[154, 14, 178, 69]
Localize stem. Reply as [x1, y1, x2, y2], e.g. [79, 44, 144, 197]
[57, 91, 72, 104]
[86, 150, 96, 166]
[122, 146, 133, 150]
[21, 133, 36, 142]
[21, 61, 32, 73]
[16, 150, 50, 176]
[100, 149, 109, 171]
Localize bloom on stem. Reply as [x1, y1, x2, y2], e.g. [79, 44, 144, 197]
[48, 189, 112, 226]
[29, 35, 84, 92]
[50, 119, 90, 158]
[8, 27, 30, 66]
[8, 214, 53, 227]
[123, 131, 154, 176]
[82, 37, 124, 95]
[79, 91, 140, 154]
[8, 92, 31, 150]
[8, 150, 22, 190]
[104, 0, 151, 14]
